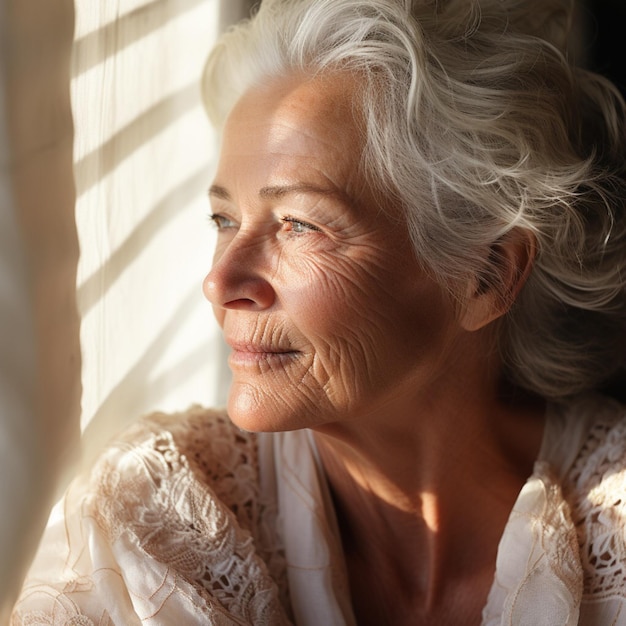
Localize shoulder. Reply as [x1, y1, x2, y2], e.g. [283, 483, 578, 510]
[107, 406, 261, 515]
[12, 407, 291, 625]
[562, 395, 626, 610]
[112, 405, 258, 478]
[85, 406, 264, 540]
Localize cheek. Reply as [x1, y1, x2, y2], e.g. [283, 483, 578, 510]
[280, 252, 378, 328]
[284, 249, 457, 370]
[279, 253, 406, 381]
[281, 248, 413, 331]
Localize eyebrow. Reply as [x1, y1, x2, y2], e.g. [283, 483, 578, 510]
[208, 184, 231, 201]
[208, 182, 346, 202]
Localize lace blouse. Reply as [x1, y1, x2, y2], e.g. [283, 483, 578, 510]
[10, 395, 626, 625]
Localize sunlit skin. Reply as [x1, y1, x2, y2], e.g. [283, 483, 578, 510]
[203, 73, 546, 625]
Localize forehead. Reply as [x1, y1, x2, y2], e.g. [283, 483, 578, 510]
[226, 72, 361, 141]
[217, 73, 365, 192]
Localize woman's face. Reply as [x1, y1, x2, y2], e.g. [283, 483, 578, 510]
[204, 74, 468, 432]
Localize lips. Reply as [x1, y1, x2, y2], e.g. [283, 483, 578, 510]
[226, 339, 299, 367]
[227, 339, 296, 353]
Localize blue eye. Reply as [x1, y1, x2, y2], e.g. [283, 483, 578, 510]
[282, 217, 321, 234]
[209, 213, 236, 229]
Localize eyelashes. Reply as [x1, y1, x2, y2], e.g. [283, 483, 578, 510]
[281, 216, 321, 234]
[208, 213, 321, 235]
[208, 213, 235, 229]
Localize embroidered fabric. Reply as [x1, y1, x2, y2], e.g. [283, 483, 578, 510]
[12, 407, 292, 626]
[483, 397, 626, 626]
[565, 405, 626, 607]
[11, 396, 626, 626]
[111, 409, 292, 616]
[481, 463, 583, 626]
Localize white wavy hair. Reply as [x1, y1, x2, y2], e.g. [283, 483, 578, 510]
[202, 0, 626, 400]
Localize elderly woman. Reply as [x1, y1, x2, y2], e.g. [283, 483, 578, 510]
[11, 0, 626, 624]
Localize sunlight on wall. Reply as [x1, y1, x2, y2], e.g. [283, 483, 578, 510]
[71, 0, 233, 466]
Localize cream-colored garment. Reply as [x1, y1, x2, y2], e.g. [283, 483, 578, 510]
[484, 395, 626, 625]
[11, 395, 626, 625]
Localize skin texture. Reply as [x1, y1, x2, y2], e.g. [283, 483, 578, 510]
[204, 73, 545, 625]
[205, 74, 470, 433]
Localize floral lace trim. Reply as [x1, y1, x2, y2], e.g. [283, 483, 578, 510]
[12, 407, 293, 625]
[91, 407, 292, 623]
[482, 462, 582, 626]
[566, 402, 626, 602]
[149, 408, 290, 612]
[14, 613, 111, 626]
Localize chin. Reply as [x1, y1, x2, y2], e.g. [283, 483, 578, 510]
[227, 388, 292, 433]
[226, 385, 322, 434]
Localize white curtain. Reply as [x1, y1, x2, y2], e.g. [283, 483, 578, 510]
[71, 0, 230, 468]
[0, 0, 80, 620]
[0, 0, 251, 620]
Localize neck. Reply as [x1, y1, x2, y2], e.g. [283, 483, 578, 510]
[312, 378, 545, 618]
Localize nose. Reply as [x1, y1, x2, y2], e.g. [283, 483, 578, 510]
[203, 234, 276, 311]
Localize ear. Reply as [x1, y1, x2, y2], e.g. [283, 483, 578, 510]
[460, 228, 536, 332]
